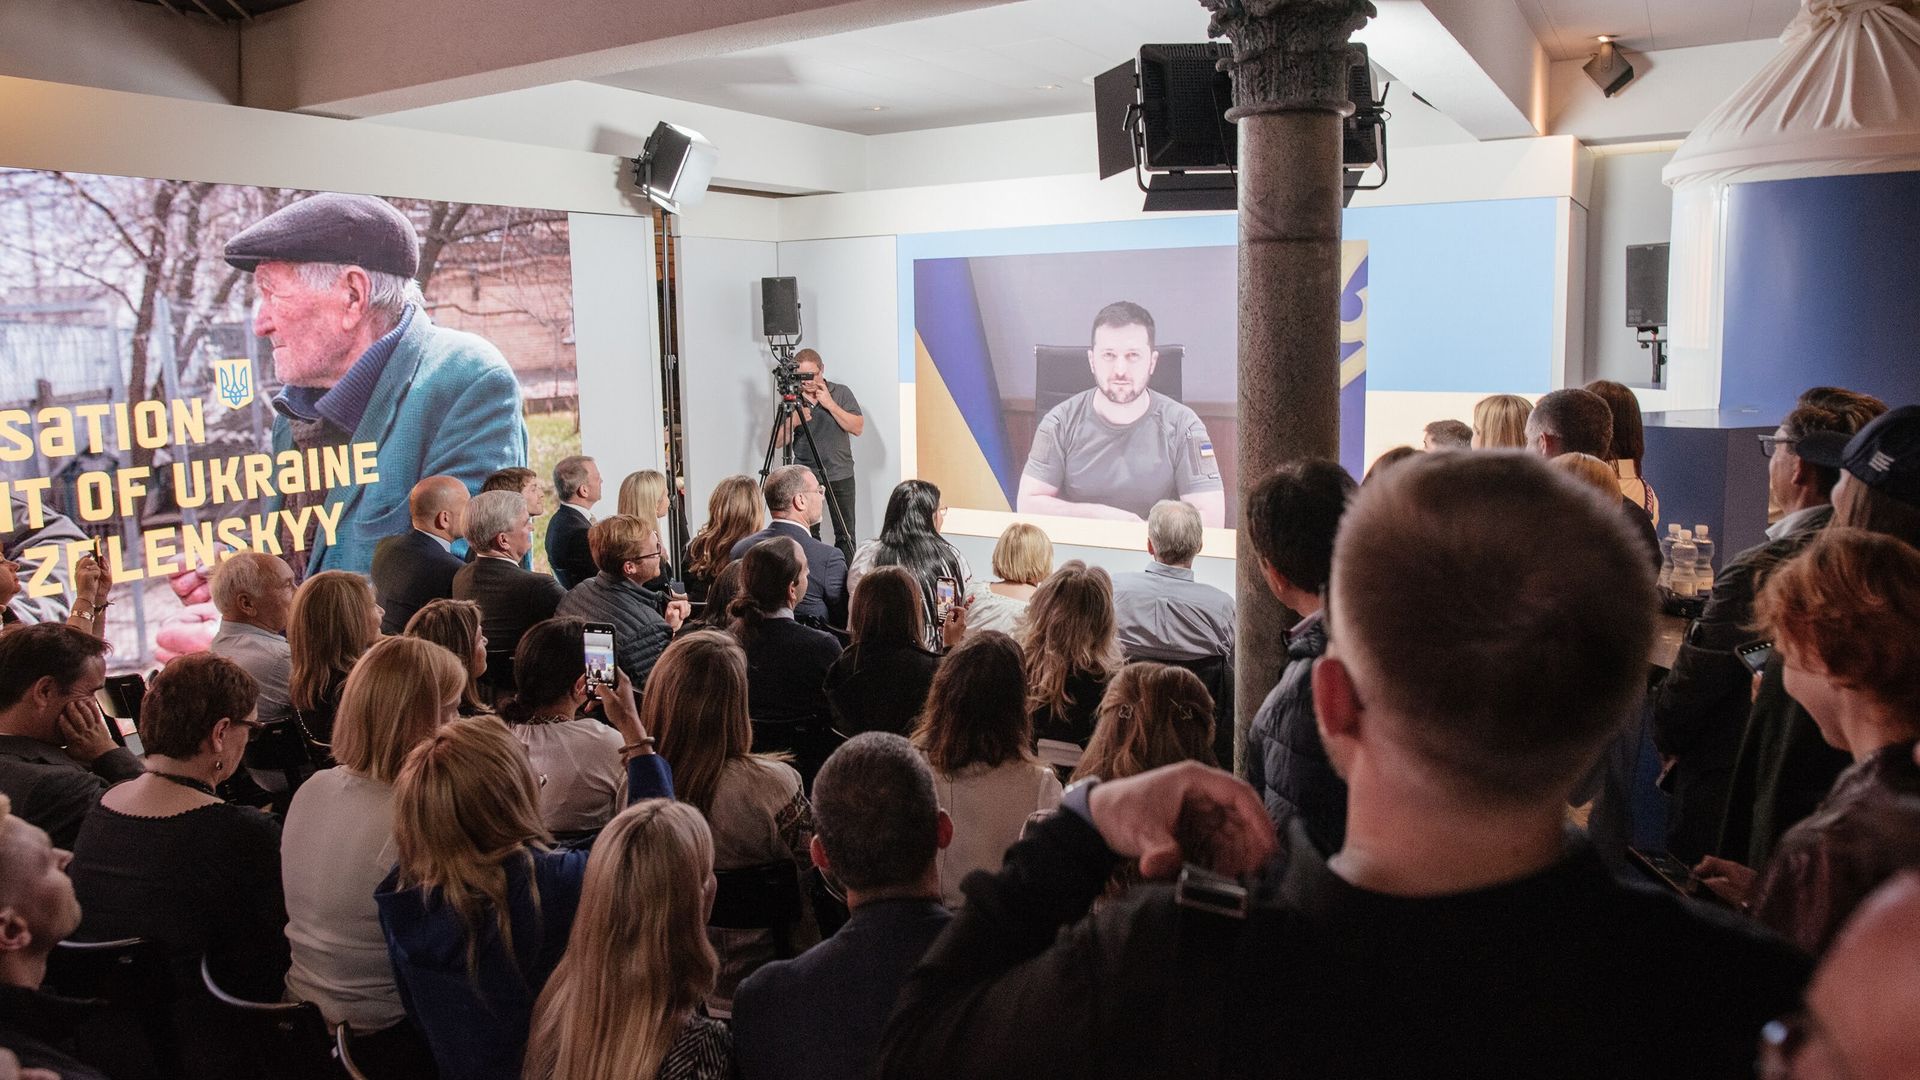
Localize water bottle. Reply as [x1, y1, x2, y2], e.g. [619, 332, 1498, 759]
[1693, 524, 1715, 593]
[1658, 523, 1681, 591]
[1670, 529, 1699, 598]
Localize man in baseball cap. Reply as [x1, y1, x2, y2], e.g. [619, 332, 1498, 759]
[1800, 405, 1920, 526]
[225, 193, 528, 577]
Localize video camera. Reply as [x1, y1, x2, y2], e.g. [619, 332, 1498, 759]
[773, 356, 815, 401]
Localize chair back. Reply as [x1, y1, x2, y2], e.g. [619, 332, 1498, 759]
[43, 938, 181, 1080]
[709, 862, 804, 959]
[97, 673, 147, 749]
[1033, 343, 1186, 419]
[244, 719, 315, 807]
[1150, 653, 1236, 771]
[197, 955, 340, 1080]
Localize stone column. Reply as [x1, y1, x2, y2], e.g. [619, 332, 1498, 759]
[1200, 0, 1374, 768]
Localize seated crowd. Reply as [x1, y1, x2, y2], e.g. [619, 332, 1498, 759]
[2, 395, 1919, 1080]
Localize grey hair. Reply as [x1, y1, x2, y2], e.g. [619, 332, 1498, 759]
[764, 464, 815, 515]
[291, 261, 424, 325]
[464, 489, 528, 551]
[553, 455, 595, 502]
[209, 551, 287, 617]
[812, 732, 941, 891]
[1147, 499, 1204, 565]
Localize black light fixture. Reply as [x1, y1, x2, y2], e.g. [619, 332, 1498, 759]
[628, 122, 719, 215]
[1583, 36, 1636, 97]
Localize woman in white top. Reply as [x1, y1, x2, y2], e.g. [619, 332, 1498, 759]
[912, 630, 1063, 907]
[649, 629, 817, 1014]
[1587, 379, 1660, 525]
[964, 522, 1052, 642]
[501, 617, 629, 836]
[280, 636, 465, 1056]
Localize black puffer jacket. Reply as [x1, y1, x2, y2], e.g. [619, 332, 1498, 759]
[1241, 611, 1345, 856]
[556, 571, 673, 692]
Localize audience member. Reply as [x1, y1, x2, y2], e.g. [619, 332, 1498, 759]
[501, 618, 632, 837]
[1363, 445, 1418, 485]
[1799, 385, 1889, 435]
[0, 793, 108, 1080]
[405, 597, 492, 714]
[880, 452, 1809, 1080]
[848, 480, 970, 643]
[733, 733, 953, 1080]
[683, 474, 762, 605]
[0, 625, 137, 849]
[1422, 418, 1473, 451]
[455, 488, 566, 695]
[1073, 663, 1216, 784]
[545, 454, 603, 589]
[1656, 403, 1862, 862]
[67, 654, 284, 1078]
[963, 522, 1052, 640]
[1762, 873, 1920, 1079]
[378, 702, 670, 1080]
[914, 632, 1062, 907]
[288, 569, 380, 748]
[206, 551, 298, 726]
[825, 567, 945, 738]
[646, 630, 817, 1014]
[1721, 403, 1911, 868]
[731, 465, 848, 626]
[481, 466, 543, 572]
[1, 506, 110, 634]
[1586, 379, 1660, 523]
[557, 515, 688, 690]
[1693, 529, 1920, 955]
[1471, 392, 1532, 449]
[522, 800, 731, 1080]
[1526, 387, 1661, 565]
[730, 537, 842, 748]
[691, 561, 745, 631]
[616, 468, 677, 593]
[372, 474, 470, 634]
[1111, 499, 1234, 668]
[281, 637, 463, 1070]
[1240, 459, 1357, 854]
[1023, 561, 1122, 771]
[1551, 451, 1625, 497]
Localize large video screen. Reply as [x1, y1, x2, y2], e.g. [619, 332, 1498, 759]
[912, 239, 1367, 534]
[0, 169, 581, 669]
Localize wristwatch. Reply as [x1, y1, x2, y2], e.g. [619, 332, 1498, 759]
[1061, 775, 1101, 826]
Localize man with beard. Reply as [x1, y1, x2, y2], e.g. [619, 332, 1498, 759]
[1017, 301, 1225, 526]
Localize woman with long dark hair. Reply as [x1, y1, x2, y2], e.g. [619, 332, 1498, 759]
[1586, 379, 1659, 524]
[729, 538, 842, 754]
[847, 480, 970, 644]
[824, 567, 948, 738]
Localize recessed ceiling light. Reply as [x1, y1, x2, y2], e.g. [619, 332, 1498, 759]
[866, 105, 888, 111]
[1596, 34, 1613, 43]
[1037, 83, 1062, 90]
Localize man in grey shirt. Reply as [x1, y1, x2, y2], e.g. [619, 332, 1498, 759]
[1111, 500, 1235, 668]
[1017, 301, 1225, 526]
[206, 552, 298, 727]
[781, 348, 865, 561]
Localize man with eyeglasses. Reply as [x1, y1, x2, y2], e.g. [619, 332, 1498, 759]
[1758, 872, 1920, 1079]
[1654, 400, 1877, 864]
[0, 624, 138, 850]
[558, 515, 691, 692]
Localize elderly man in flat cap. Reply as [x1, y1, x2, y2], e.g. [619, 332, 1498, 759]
[225, 192, 529, 577]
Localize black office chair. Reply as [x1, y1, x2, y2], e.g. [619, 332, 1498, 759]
[43, 938, 181, 1080]
[1032, 343, 1186, 419]
[1152, 654, 1236, 770]
[198, 955, 342, 1080]
[245, 719, 316, 810]
[709, 862, 805, 961]
[97, 672, 148, 750]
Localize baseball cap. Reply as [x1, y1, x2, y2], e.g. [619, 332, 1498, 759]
[1823, 405, 1920, 508]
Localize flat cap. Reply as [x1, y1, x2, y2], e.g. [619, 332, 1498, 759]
[224, 192, 420, 278]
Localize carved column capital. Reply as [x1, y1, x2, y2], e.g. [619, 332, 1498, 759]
[1199, 0, 1376, 116]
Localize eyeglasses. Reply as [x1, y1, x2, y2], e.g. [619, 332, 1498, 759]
[1758, 434, 1799, 459]
[1757, 1012, 1856, 1080]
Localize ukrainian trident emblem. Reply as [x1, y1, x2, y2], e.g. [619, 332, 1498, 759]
[213, 357, 254, 410]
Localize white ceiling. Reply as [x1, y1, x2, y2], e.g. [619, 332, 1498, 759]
[1514, 0, 1800, 61]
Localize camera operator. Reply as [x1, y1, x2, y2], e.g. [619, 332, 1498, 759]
[778, 348, 865, 561]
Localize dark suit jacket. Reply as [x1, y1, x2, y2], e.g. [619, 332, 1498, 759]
[544, 504, 598, 590]
[452, 556, 566, 694]
[730, 520, 848, 627]
[741, 617, 842, 725]
[372, 529, 467, 635]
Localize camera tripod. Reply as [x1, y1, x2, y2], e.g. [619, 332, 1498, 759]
[759, 353, 851, 549]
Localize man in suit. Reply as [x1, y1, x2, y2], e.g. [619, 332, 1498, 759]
[731, 464, 848, 627]
[733, 732, 952, 1080]
[372, 476, 471, 635]
[543, 455, 601, 589]
[224, 192, 528, 578]
[452, 490, 565, 695]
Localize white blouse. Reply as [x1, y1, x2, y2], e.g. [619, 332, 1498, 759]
[512, 718, 628, 834]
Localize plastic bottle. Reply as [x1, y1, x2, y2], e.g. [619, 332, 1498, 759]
[1659, 523, 1681, 591]
[1670, 529, 1699, 598]
[1693, 524, 1715, 593]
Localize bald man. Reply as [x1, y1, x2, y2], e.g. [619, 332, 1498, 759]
[208, 552, 299, 727]
[371, 475, 472, 634]
[1769, 872, 1920, 1077]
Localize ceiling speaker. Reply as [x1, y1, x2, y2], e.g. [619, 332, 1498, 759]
[1584, 41, 1635, 97]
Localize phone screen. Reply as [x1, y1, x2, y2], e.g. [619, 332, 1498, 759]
[935, 576, 958, 624]
[583, 625, 616, 687]
[1737, 640, 1774, 675]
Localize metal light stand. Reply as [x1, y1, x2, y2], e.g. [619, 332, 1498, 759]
[1635, 325, 1669, 385]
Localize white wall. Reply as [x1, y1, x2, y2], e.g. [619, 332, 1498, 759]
[676, 236, 781, 536]
[569, 212, 666, 515]
[1548, 40, 1776, 144]
[1582, 145, 1678, 387]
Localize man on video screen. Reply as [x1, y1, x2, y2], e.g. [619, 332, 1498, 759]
[1017, 301, 1225, 526]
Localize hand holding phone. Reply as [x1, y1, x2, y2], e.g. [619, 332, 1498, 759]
[582, 623, 617, 688]
[1736, 640, 1773, 675]
[935, 576, 958, 625]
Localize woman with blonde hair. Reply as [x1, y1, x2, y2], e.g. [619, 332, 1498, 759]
[1071, 663, 1217, 784]
[280, 636, 467, 1072]
[1551, 451, 1625, 500]
[965, 522, 1052, 640]
[1471, 393, 1533, 449]
[684, 475, 763, 605]
[377, 684, 669, 1080]
[646, 629, 816, 1014]
[406, 598, 491, 714]
[523, 800, 730, 1080]
[289, 569, 381, 747]
[616, 469, 675, 592]
[1022, 561, 1123, 770]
